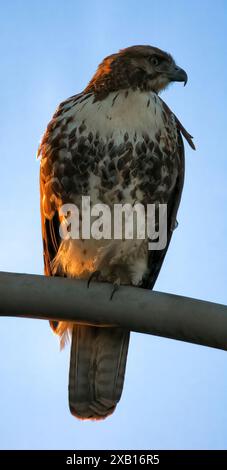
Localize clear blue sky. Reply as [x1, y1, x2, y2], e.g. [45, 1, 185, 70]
[0, 0, 227, 450]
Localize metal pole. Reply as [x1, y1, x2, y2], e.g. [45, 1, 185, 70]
[0, 271, 227, 351]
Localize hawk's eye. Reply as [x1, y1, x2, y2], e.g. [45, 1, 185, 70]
[149, 56, 160, 66]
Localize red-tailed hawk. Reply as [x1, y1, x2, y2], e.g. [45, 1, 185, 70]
[38, 45, 195, 420]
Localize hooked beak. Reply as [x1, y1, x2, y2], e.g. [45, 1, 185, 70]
[168, 66, 188, 86]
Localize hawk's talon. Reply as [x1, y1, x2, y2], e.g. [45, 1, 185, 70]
[110, 278, 121, 301]
[87, 270, 101, 288]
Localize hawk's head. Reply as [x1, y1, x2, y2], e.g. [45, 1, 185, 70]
[85, 45, 188, 98]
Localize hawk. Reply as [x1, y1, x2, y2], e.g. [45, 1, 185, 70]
[38, 45, 195, 420]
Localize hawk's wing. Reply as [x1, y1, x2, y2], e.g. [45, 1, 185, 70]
[39, 139, 63, 332]
[40, 180, 59, 277]
[39, 93, 83, 278]
[142, 129, 185, 289]
[39, 95, 82, 329]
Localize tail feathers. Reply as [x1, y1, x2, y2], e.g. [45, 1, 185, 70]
[69, 325, 130, 420]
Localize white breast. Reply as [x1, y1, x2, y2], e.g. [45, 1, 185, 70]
[61, 89, 173, 145]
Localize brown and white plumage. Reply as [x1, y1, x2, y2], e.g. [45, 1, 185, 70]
[38, 45, 195, 420]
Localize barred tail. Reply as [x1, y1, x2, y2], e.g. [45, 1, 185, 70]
[68, 325, 130, 420]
